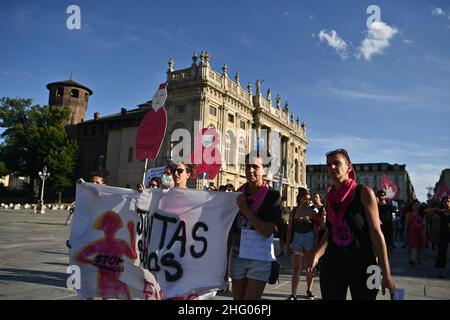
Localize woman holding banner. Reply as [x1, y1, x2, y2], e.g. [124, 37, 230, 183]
[230, 152, 281, 300]
[307, 149, 395, 300]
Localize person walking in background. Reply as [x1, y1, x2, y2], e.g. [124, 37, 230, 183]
[308, 149, 395, 300]
[404, 200, 427, 266]
[286, 188, 317, 300]
[376, 190, 395, 256]
[277, 197, 289, 257]
[435, 196, 450, 278]
[230, 152, 281, 300]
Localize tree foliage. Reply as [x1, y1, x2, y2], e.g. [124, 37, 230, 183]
[0, 97, 78, 199]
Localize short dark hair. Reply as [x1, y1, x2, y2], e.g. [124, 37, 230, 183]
[296, 187, 310, 203]
[376, 189, 386, 197]
[245, 151, 272, 168]
[169, 162, 196, 175]
[149, 177, 162, 187]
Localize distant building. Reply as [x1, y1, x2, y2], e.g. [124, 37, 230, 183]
[306, 163, 416, 205]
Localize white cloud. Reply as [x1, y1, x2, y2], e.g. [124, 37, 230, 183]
[404, 39, 413, 44]
[432, 7, 446, 16]
[329, 88, 411, 103]
[357, 21, 398, 61]
[318, 30, 349, 60]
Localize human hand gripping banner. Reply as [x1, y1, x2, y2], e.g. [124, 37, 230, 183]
[68, 183, 239, 300]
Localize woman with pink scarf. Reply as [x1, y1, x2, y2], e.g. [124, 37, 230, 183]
[230, 152, 281, 300]
[307, 149, 395, 300]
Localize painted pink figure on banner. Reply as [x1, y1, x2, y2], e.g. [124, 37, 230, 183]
[143, 279, 164, 300]
[76, 210, 137, 299]
[381, 175, 399, 200]
[135, 83, 168, 160]
[189, 128, 221, 180]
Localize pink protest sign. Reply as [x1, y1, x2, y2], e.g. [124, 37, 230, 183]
[135, 84, 168, 160]
[190, 128, 221, 180]
[381, 175, 399, 199]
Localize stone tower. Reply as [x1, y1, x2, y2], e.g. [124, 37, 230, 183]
[46, 79, 93, 125]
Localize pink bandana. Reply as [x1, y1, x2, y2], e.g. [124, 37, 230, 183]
[326, 178, 357, 246]
[237, 181, 269, 212]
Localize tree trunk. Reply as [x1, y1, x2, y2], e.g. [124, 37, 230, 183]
[58, 191, 62, 205]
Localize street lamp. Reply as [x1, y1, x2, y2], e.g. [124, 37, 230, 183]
[37, 166, 50, 214]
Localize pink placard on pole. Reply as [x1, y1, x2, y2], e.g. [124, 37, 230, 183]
[136, 83, 168, 160]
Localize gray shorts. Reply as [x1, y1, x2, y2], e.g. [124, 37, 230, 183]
[291, 231, 314, 252]
[230, 253, 272, 282]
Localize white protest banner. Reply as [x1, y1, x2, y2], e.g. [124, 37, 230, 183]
[139, 188, 239, 299]
[68, 183, 163, 300]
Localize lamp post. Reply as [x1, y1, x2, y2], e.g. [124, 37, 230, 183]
[38, 166, 50, 214]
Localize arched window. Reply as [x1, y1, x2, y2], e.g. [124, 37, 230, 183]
[238, 137, 245, 166]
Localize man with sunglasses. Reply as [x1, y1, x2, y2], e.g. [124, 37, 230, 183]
[308, 149, 395, 300]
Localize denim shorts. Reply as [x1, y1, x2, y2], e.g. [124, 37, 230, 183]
[291, 231, 314, 252]
[230, 253, 272, 282]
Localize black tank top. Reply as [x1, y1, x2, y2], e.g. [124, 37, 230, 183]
[326, 185, 372, 249]
[294, 218, 313, 234]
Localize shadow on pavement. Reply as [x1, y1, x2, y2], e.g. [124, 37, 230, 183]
[0, 268, 67, 288]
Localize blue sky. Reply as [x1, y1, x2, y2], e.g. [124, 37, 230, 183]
[1, 0, 449, 201]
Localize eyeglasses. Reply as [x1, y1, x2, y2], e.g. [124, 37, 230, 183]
[326, 148, 350, 162]
[170, 168, 185, 175]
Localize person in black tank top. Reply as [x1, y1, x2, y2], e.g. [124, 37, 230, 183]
[307, 149, 396, 300]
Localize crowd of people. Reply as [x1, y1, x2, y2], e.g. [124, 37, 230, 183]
[69, 148, 449, 300]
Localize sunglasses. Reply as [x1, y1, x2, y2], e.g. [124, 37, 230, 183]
[326, 148, 351, 162]
[170, 168, 185, 175]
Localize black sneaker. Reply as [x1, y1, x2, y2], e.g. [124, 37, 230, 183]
[306, 290, 315, 300]
[286, 295, 297, 300]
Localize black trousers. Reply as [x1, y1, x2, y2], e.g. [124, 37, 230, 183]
[320, 247, 379, 300]
[435, 237, 449, 269]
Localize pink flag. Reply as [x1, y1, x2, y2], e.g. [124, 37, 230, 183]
[381, 175, 399, 199]
[435, 182, 450, 201]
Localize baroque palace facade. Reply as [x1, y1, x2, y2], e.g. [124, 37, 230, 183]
[48, 52, 308, 207]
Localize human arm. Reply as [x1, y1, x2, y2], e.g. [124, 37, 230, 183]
[236, 194, 279, 238]
[307, 228, 329, 278]
[361, 186, 395, 296]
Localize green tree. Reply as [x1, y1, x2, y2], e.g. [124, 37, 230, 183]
[0, 161, 8, 177]
[0, 97, 78, 202]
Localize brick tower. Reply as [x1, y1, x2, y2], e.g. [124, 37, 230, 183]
[46, 79, 93, 125]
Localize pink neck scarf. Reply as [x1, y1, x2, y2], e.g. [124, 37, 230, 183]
[238, 181, 269, 212]
[326, 178, 357, 246]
